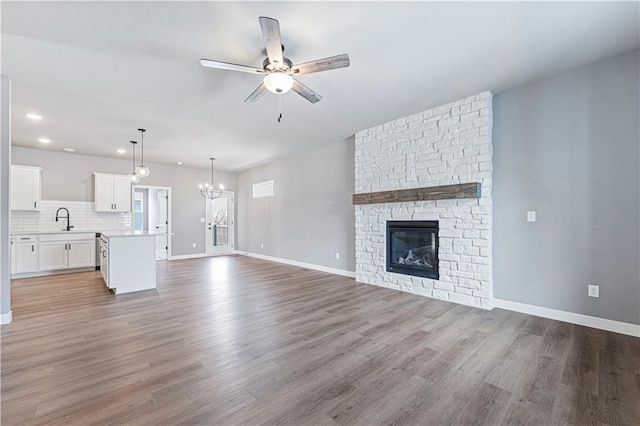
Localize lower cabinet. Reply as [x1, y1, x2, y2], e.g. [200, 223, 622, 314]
[68, 240, 96, 268]
[15, 241, 39, 273]
[10, 233, 96, 275]
[38, 235, 96, 271]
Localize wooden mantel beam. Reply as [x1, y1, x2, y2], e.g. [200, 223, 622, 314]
[352, 182, 481, 205]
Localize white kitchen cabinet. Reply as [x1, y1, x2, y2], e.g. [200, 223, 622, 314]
[38, 234, 96, 271]
[15, 240, 39, 273]
[94, 173, 131, 212]
[67, 240, 96, 268]
[99, 232, 156, 294]
[39, 241, 68, 271]
[11, 165, 42, 211]
[10, 237, 17, 274]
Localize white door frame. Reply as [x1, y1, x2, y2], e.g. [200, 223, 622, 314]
[205, 191, 235, 255]
[132, 185, 172, 259]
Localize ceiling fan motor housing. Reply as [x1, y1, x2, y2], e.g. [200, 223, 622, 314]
[263, 56, 293, 72]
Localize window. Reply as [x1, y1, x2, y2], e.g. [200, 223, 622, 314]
[133, 192, 144, 231]
[253, 180, 275, 198]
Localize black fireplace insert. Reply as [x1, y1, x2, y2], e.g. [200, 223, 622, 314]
[386, 221, 439, 279]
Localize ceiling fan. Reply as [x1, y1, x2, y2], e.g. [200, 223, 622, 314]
[200, 17, 350, 105]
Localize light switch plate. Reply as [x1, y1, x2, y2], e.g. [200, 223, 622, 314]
[527, 211, 537, 222]
[200, 218, 205, 223]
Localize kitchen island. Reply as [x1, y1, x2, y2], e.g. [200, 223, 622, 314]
[98, 231, 157, 294]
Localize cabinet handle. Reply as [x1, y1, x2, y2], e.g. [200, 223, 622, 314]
[68, 243, 71, 250]
[31, 245, 34, 252]
[114, 203, 117, 210]
[34, 201, 37, 208]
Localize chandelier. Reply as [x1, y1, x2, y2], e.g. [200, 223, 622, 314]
[199, 157, 224, 199]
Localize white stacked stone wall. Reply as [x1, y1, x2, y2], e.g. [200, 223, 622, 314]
[355, 91, 494, 309]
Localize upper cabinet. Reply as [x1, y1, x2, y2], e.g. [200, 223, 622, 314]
[94, 173, 131, 213]
[11, 165, 42, 211]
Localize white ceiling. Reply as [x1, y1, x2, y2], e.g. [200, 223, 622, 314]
[2, 1, 638, 172]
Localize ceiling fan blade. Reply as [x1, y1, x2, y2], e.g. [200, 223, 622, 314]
[291, 79, 323, 104]
[244, 83, 268, 103]
[200, 58, 264, 74]
[259, 17, 284, 68]
[292, 54, 350, 75]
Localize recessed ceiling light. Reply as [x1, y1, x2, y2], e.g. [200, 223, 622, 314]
[117, 149, 126, 154]
[63, 148, 75, 153]
[26, 113, 43, 120]
[177, 161, 183, 166]
[38, 138, 51, 144]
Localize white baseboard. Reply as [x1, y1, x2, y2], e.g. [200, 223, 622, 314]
[168, 252, 233, 260]
[12, 267, 97, 280]
[239, 251, 356, 279]
[1, 311, 12, 325]
[493, 298, 640, 338]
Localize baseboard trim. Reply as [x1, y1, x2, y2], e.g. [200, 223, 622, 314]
[1, 311, 12, 325]
[168, 252, 234, 260]
[239, 251, 356, 279]
[493, 298, 640, 338]
[11, 267, 97, 280]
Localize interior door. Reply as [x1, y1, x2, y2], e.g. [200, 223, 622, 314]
[206, 191, 234, 255]
[155, 190, 168, 259]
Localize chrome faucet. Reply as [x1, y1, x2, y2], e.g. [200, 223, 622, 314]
[55, 207, 74, 231]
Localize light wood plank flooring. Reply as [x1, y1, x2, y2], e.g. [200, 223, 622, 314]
[2, 255, 639, 425]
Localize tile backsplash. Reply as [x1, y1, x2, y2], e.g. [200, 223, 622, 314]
[11, 200, 132, 233]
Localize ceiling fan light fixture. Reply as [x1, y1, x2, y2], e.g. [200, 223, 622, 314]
[263, 72, 293, 94]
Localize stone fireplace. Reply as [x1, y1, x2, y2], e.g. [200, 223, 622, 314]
[354, 92, 494, 309]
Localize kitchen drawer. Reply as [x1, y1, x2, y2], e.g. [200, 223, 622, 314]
[39, 233, 96, 242]
[14, 235, 37, 242]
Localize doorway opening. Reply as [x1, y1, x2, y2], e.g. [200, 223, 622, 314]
[133, 185, 171, 260]
[206, 191, 235, 255]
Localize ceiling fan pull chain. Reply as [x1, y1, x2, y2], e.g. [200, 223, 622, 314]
[277, 94, 283, 123]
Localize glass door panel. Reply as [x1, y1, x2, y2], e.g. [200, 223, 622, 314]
[206, 191, 234, 254]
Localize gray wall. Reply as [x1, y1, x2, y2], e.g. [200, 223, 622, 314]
[1, 76, 11, 318]
[493, 51, 640, 325]
[237, 138, 355, 272]
[11, 146, 237, 257]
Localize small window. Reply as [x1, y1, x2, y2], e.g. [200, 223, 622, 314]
[253, 180, 275, 198]
[133, 192, 144, 231]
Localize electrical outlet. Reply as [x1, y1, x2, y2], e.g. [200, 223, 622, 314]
[200, 218, 205, 223]
[192, 243, 196, 248]
[260, 243, 264, 249]
[335, 252, 340, 260]
[588, 284, 599, 298]
[527, 211, 537, 222]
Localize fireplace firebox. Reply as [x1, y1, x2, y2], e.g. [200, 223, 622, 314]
[386, 221, 439, 279]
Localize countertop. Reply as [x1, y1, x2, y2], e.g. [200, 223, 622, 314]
[11, 230, 99, 236]
[12, 229, 169, 237]
[99, 230, 167, 238]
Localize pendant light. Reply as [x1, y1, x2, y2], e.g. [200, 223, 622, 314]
[135, 128, 149, 178]
[199, 157, 224, 199]
[129, 141, 140, 183]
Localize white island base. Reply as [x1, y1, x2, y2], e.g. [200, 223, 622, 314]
[99, 232, 156, 294]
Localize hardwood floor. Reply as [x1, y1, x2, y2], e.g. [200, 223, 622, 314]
[2, 255, 639, 425]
